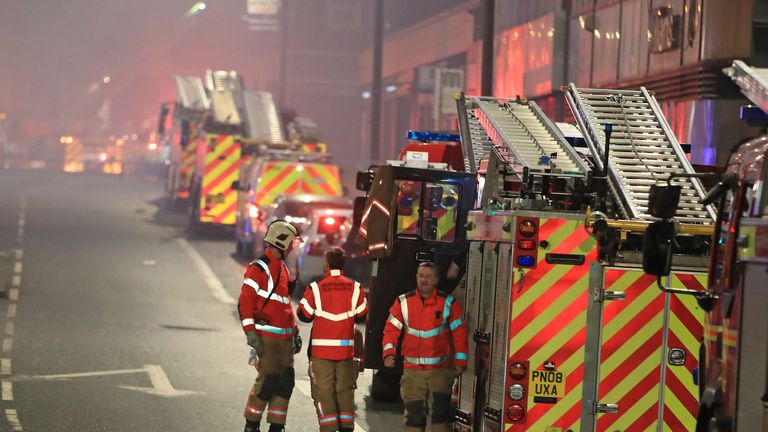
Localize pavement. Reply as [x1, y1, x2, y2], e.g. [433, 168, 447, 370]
[0, 169, 402, 432]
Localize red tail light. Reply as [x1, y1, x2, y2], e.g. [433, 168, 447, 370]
[509, 362, 527, 380]
[518, 220, 537, 237]
[318, 216, 347, 234]
[506, 404, 525, 421]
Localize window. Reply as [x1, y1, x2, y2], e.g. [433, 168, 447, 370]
[394, 180, 460, 243]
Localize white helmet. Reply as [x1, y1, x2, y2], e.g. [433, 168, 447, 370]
[264, 220, 300, 252]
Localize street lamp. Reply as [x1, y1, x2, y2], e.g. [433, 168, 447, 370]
[186, 1, 207, 17]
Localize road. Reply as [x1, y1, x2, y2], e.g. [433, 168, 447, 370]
[0, 169, 402, 431]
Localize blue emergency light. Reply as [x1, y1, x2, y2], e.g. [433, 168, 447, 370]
[406, 131, 461, 143]
[740, 105, 768, 121]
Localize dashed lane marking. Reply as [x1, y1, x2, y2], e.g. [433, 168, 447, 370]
[4, 321, 13, 336]
[1, 359, 10, 375]
[2, 339, 12, 354]
[8, 289, 18, 302]
[1, 381, 13, 401]
[7, 304, 15, 319]
[11, 276, 20, 287]
[5, 408, 22, 431]
[14, 250, 22, 261]
[175, 238, 236, 305]
[12, 262, 21, 275]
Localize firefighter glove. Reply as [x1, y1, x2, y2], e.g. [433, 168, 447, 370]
[246, 331, 262, 355]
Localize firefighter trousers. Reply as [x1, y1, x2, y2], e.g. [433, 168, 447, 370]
[309, 357, 357, 432]
[400, 367, 455, 432]
[244, 337, 295, 426]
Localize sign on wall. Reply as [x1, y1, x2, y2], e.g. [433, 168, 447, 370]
[247, 0, 280, 31]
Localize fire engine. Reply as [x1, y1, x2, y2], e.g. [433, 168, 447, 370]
[355, 131, 476, 401]
[642, 60, 768, 432]
[449, 86, 715, 431]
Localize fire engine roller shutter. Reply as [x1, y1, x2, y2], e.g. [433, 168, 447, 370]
[199, 134, 242, 225]
[487, 243, 513, 410]
[589, 269, 703, 432]
[504, 217, 596, 431]
[457, 242, 484, 416]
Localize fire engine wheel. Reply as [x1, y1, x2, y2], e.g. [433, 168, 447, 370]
[371, 370, 401, 403]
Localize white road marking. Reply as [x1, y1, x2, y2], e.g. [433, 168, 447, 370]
[8, 289, 18, 301]
[4, 321, 14, 336]
[11, 276, 20, 287]
[2, 381, 13, 401]
[13, 262, 22, 274]
[17, 219, 24, 228]
[15, 249, 22, 260]
[2, 339, 12, 353]
[7, 304, 16, 319]
[175, 238, 236, 304]
[294, 379, 368, 432]
[118, 364, 202, 398]
[5, 408, 22, 431]
[15, 368, 146, 381]
[1, 359, 10, 375]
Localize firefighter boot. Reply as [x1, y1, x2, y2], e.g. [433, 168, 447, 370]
[267, 423, 285, 432]
[244, 420, 260, 432]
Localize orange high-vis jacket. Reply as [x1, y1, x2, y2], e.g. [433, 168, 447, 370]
[296, 269, 368, 360]
[382, 289, 468, 369]
[238, 248, 297, 339]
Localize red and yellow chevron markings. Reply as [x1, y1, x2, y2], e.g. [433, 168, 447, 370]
[199, 134, 242, 225]
[63, 139, 84, 173]
[252, 162, 342, 206]
[504, 217, 704, 431]
[178, 138, 198, 194]
[506, 217, 596, 431]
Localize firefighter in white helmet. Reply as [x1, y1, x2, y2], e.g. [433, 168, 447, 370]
[239, 220, 302, 432]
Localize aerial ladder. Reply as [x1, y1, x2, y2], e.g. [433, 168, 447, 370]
[454, 86, 714, 431]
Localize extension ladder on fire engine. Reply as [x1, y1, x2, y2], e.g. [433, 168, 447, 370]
[725, 60, 768, 114]
[564, 84, 716, 223]
[456, 94, 496, 173]
[458, 95, 590, 180]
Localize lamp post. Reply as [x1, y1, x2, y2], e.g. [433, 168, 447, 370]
[370, 0, 384, 162]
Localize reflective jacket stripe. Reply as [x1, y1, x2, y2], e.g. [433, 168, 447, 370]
[312, 339, 355, 346]
[403, 355, 449, 366]
[383, 343, 396, 352]
[244, 278, 291, 304]
[405, 325, 447, 338]
[388, 315, 403, 330]
[242, 318, 255, 327]
[299, 298, 315, 315]
[255, 324, 295, 335]
[449, 317, 464, 331]
[309, 281, 365, 321]
[399, 294, 409, 323]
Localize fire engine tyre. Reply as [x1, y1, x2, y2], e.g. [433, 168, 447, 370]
[371, 370, 401, 403]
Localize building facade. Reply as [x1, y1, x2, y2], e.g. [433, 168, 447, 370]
[361, 0, 768, 166]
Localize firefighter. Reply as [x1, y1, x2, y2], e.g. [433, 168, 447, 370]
[296, 247, 368, 432]
[382, 261, 469, 432]
[239, 220, 301, 432]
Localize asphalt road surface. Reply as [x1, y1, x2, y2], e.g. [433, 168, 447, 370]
[0, 169, 402, 432]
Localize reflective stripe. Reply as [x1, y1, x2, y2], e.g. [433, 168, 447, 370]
[388, 315, 403, 330]
[399, 295, 409, 325]
[383, 343, 396, 352]
[250, 260, 274, 293]
[244, 267, 291, 305]
[246, 405, 264, 415]
[449, 317, 463, 331]
[299, 298, 315, 315]
[268, 409, 287, 416]
[443, 295, 455, 322]
[255, 324, 295, 335]
[372, 199, 390, 216]
[406, 325, 447, 338]
[312, 339, 354, 346]
[339, 414, 355, 421]
[242, 318, 255, 327]
[455, 352, 468, 361]
[319, 415, 338, 424]
[368, 242, 387, 251]
[355, 301, 367, 315]
[330, 269, 342, 276]
[310, 280, 362, 322]
[403, 355, 449, 365]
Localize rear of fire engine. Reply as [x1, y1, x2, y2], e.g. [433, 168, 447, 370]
[355, 133, 476, 401]
[685, 61, 767, 432]
[453, 87, 714, 431]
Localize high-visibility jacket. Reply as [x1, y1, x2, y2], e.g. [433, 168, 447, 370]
[238, 248, 296, 339]
[356, 165, 394, 258]
[296, 269, 368, 360]
[382, 289, 468, 370]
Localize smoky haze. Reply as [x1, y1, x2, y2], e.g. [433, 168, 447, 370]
[0, 1, 279, 136]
